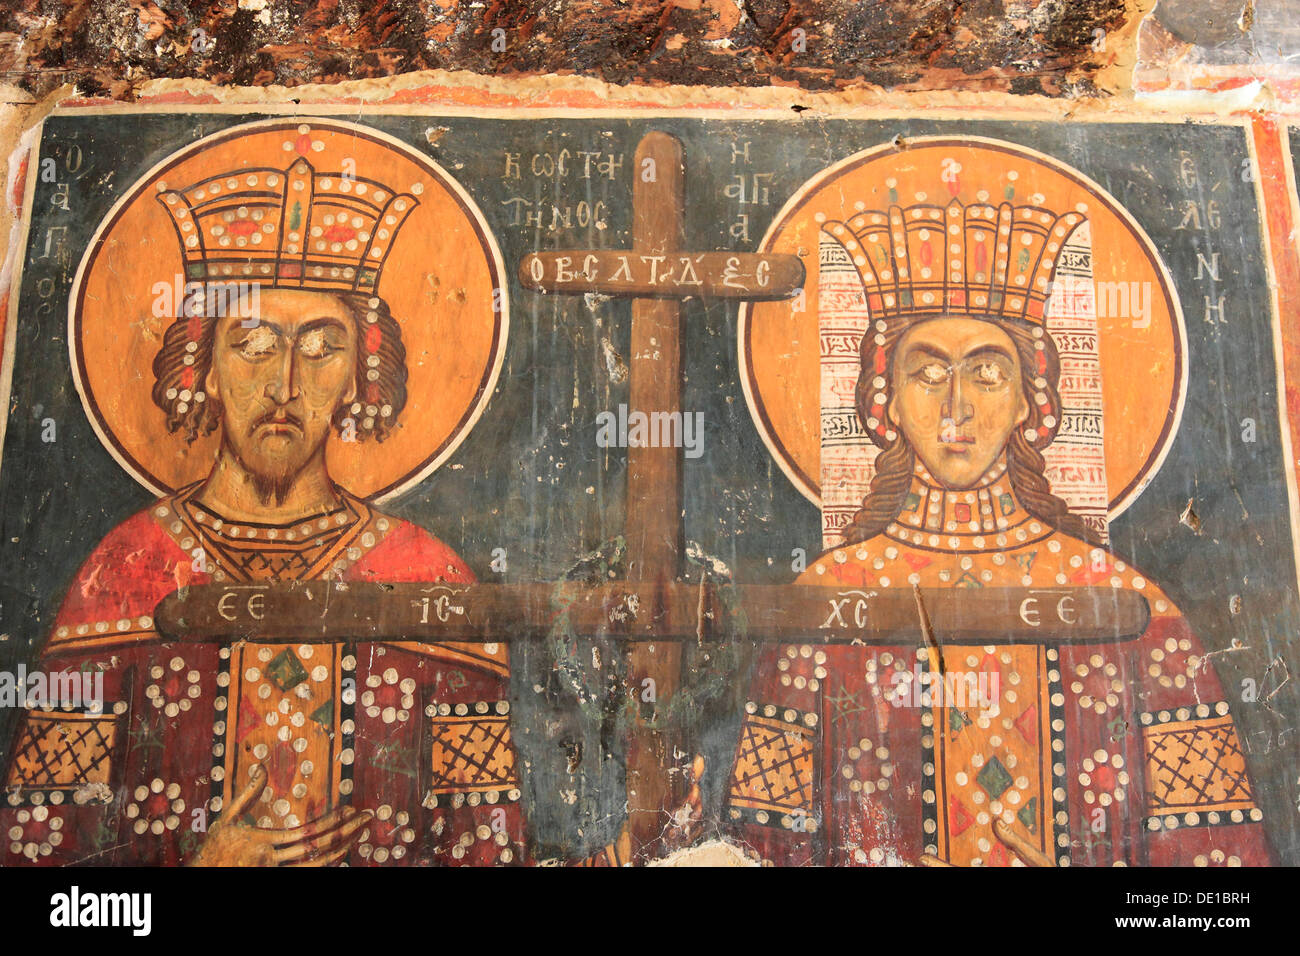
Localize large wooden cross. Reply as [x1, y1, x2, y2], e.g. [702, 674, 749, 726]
[517, 131, 802, 852]
[156, 132, 1150, 862]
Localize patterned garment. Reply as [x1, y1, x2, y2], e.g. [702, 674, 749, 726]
[725, 463, 1273, 867]
[1, 483, 620, 866]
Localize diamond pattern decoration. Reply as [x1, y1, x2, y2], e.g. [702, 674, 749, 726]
[728, 713, 815, 814]
[949, 795, 975, 836]
[976, 755, 1013, 799]
[1014, 704, 1039, 746]
[1017, 796, 1039, 833]
[309, 700, 333, 726]
[6, 712, 118, 788]
[429, 714, 519, 793]
[266, 649, 308, 691]
[1145, 716, 1255, 812]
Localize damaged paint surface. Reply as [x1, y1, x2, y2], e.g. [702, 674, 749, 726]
[0, 94, 1295, 868]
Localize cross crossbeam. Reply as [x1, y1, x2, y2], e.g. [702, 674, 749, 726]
[155, 581, 1150, 646]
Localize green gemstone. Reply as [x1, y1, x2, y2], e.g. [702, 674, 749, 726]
[309, 700, 333, 726]
[266, 649, 308, 691]
[999, 493, 1015, 515]
[904, 492, 921, 512]
[1017, 796, 1039, 833]
[977, 756, 1013, 799]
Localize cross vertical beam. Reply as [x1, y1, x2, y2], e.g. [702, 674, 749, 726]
[624, 132, 686, 856]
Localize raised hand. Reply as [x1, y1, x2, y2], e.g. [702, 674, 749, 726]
[187, 764, 373, 867]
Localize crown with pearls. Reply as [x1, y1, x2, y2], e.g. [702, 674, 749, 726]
[818, 186, 1087, 327]
[154, 124, 422, 297]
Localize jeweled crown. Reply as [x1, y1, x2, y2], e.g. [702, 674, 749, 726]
[819, 196, 1087, 326]
[155, 129, 421, 297]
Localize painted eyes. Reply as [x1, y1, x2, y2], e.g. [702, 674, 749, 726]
[917, 362, 949, 386]
[972, 361, 1008, 386]
[232, 327, 345, 360]
[296, 328, 342, 359]
[234, 324, 277, 359]
[911, 360, 1010, 387]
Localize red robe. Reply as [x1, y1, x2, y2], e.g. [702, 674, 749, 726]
[1, 482, 619, 866]
[724, 469, 1274, 867]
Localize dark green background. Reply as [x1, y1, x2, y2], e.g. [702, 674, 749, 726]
[1, 113, 1296, 862]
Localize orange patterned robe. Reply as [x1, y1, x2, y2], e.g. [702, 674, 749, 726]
[726, 462, 1273, 867]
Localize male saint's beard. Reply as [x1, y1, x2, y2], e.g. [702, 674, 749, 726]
[224, 410, 321, 509]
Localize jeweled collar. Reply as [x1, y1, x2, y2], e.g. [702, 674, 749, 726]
[884, 458, 1052, 553]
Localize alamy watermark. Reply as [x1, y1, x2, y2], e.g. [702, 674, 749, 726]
[888, 665, 1001, 715]
[0, 665, 104, 712]
[151, 273, 261, 325]
[595, 403, 705, 459]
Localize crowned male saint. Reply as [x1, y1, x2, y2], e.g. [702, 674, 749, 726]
[726, 149, 1273, 867]
[0, 123, 638, 866]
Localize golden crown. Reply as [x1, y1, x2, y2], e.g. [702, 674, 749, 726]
[819, 196, 1088, 326]
[155, 136, 421, 298]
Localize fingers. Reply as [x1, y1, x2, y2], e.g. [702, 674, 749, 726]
[993, 819, 1054, 867]
[277, 805, 357, 844]
[283, 841, 353, 868]
[275, 809, 373, 864]
[226, 764, 268, 819]
[918, 853, 953, 867]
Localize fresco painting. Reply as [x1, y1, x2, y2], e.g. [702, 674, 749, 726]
[0, 111, 1296, 869]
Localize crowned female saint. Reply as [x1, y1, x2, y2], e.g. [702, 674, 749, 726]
[728, 140, 1273, 867]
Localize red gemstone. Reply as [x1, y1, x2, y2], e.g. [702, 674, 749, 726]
[365, 325, 383, 353]
[229, 220, 258, 236]
[324, 224, 356, 242]
[295, 133, 312, 155]
[949, 796, 975, 835]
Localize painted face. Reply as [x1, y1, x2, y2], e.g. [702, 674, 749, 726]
[888, 316, 1030, 490]
[205, 289, 358, 490]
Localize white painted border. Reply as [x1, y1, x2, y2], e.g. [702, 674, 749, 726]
[1260, 122, 1300, 602]
[0, 120, 44, 485]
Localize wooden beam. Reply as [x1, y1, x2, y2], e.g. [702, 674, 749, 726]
[624, 131, 687, 857]
[153, 582, 1152, 646]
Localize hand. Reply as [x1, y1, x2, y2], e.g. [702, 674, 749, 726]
[187, 764, 373, 867]
[918, 819, 1055, 868]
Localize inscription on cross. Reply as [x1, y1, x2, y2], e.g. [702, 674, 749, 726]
[520, 131, 803, 854]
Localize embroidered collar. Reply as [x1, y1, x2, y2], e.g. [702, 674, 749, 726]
[884, 458, 1051, 553]
[179, 489, 362, 545]
[150, 482, 393, 583]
